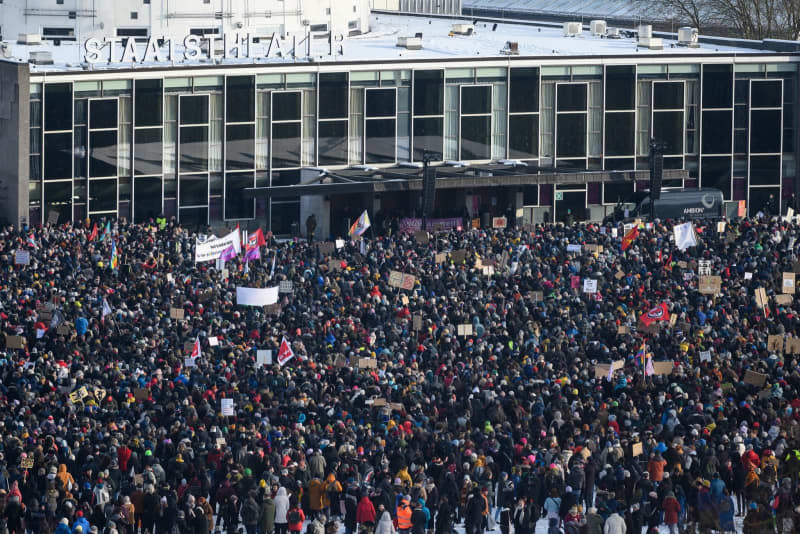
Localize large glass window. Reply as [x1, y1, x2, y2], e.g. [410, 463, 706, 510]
[134, 128, 163, 176]
[319, 72, 349, 119]
[318, 121, 348, 166]
[509, 115, 538, 159]
[225, 171, 254, 220]
[460, 85, 492, 160]
[555, 83, 588, 162]
[43, 181, 72, 224]
[88, 179, 117, 213]
[556, 84, 587, 112]
[413, 117, 443, 161]
[271, 92, 302, 169]
[652, 81, 685, 158]
[750, 155, 781, 185]
[365, 88, 396, 164]
[701, 155, 732, 196]
[701, 110, 733, 154]
[225, 124, 255, 170]
[133, 177, 162, 222]
[180, 175, 209, 206]
[605, 66, 635, 111]
[134, 79, 163, 127]
[44, 83, 73, 132]
[702, 64, 733, 109]
[89, 130, 118, 178]
[414, 70, 444, 116]
[226, 76, 255, 123]
[44, 133, 73, 180]
[510, 67, 539, 113]
[604, 113, 635, 156]
[180, 126, 209, 173]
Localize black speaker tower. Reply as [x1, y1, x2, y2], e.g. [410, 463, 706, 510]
[649, 138, 665, 219]
[422, 151, 437, 230]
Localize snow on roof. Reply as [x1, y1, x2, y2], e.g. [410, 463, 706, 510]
[1, 13, 782, 75]
[462, 0, 674, 21]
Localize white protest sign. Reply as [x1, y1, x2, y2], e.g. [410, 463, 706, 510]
[194, 230, 241, 263]
[673, 222, 698, 251]
[221, 398, 235, 416]
[14, 251, 30, 265]
[583, 279, 598, 293]
[699, 351, 711, 362]
[256, 350, 272, 368]
[745, 272, 753, 280]
[208, 336, 219, 347]
[279, 281, 294, 293]
[566, 244, 582, 253]
[236, 286, 279, 306]
[184, 357, 195, 368]
[335, 239, 345, 249]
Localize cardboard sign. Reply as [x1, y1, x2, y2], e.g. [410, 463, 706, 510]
[618, 325, 630, 334]
[451, 249, 467, 264]
[594, 360, 624, 378]
[669, 314, 678, 327]
[400, 274, 416, 290]
[652, 361, 675, 376]
[221, 398, 235, 416]
[14, 251, 30, 265]
[717, 221, 726, 233]
[457, 324, 474, 337]
[169, 307, 184, 320]
[434, 253, 446, 264]
[615, 271, 626, 280]
[47, 210, 60, 226]
[784, 272, 796, 294]
[482, 266, 495, 276]
[56, 323, 72, 336]
[279, 281, 294, 293]
[698, 276, 722, 295]
[492, 216, 507, 229]
[133, 474, 144, 487]
[400, 294, 409, 305]
[471, 218, 480, 229]
[786, 337, 800, 355]
[413, 314, 423, 331]
[738, 200, 746, 217]
[388, 270, 404, 288]
[389, 403, 404, 411]
[371, 398, 387, 407]
[530, 291, 544, 302]
[358, 358, 377, 369]
[743, 370, 767, 387]
[579, 447, 592, 460]
[768, 335, 785, 352]
[20, 457, 34, 469]
[632, 443, 643, 457]
[134, 388, 149, 401]
[758, 389, 773, 400]
[755, 288, 769, 309]
[583, 279, 598, 293]
[776, 294, 793, 306]
[264, 304, 282, 315]
[5, 335, 25, 349]
[414, 231, 430, 245]
[317, 241, 335, 255]
[328, 259, 343, 272]
[95, 387, 106, 401]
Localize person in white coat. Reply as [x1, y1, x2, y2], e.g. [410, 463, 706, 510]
[603, 511, 626, 534]
[275, 486, 291, 534]
[375, 511, 396, 534]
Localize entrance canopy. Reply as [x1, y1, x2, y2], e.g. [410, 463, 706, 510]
[244, 162, 688, 199]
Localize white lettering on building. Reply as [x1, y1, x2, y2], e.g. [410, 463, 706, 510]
[83, 32, 344, 64]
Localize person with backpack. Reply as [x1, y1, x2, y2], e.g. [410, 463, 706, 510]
[287, 498, 306, 534]
[242, 492, 261, 534]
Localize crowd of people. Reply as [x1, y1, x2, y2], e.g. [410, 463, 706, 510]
[0, 214, 800, 534]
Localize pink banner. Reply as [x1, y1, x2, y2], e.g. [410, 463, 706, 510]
[398, 218, 463, 234]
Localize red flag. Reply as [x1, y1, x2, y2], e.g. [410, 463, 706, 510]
[277, 337, 295, 367]
[88, 223, 98, 242]
[253, 228, 267, 247]
[640, 302, 670, 327]
[621, 226, 639, 251]
[190, 336, 202, 359]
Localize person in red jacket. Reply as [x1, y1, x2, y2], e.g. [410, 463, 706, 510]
[662, 491, 680, 534]
[117, 443, 132, 473]
[288, 498, 306, 534]
[357, 495, 377, 529]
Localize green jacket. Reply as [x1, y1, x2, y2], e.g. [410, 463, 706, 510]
[260, 497, 276, 533]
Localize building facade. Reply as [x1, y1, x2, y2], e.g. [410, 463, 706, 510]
[0, 12, 798, 234]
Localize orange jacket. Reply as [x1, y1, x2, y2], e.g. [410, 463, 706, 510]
[396, 502, 412, 530]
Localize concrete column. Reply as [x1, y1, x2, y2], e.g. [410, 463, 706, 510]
[0, 60, 30, 228]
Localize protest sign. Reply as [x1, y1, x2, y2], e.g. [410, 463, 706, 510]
[21, 457, 34, 469]
[169, 307, 184, 319]
[784, 272, 796, 294]
[594, 360, 624, 378]
[317, 241, 335, 255]
[768, 335, 785, 352]
[413, 315, 423, 331]
[744, 370, 767, 387]
[134, 388, 149, 401]
[583, 279, 598, 293]
[236, 286, 279, 307]
[698, 276, 722, 295]
[414, 231, 429, 245]
[632, 443, 643, 457]
[184, 357, 195, 368]
[775, 294, 793, 306]
[279, 281, 294, 294]
[221, 398, 235, 416]
[451, 250, 467, 263]
[194, 229, 241, 263]
[699, 351, 711, 362]
[786, 337, 800, 355]
[358, 358, 377, 369]
[435, 253, 446, 264]
[492, 217, 507, 229]
[457, 324, 473, 337]
[14, 251, 30, 265]
[652, 362, 674, 375]
[755, 288, 768, 309]
[5, 335, 25, 349]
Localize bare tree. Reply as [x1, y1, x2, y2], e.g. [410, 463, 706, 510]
[659, 0, 800, 39]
